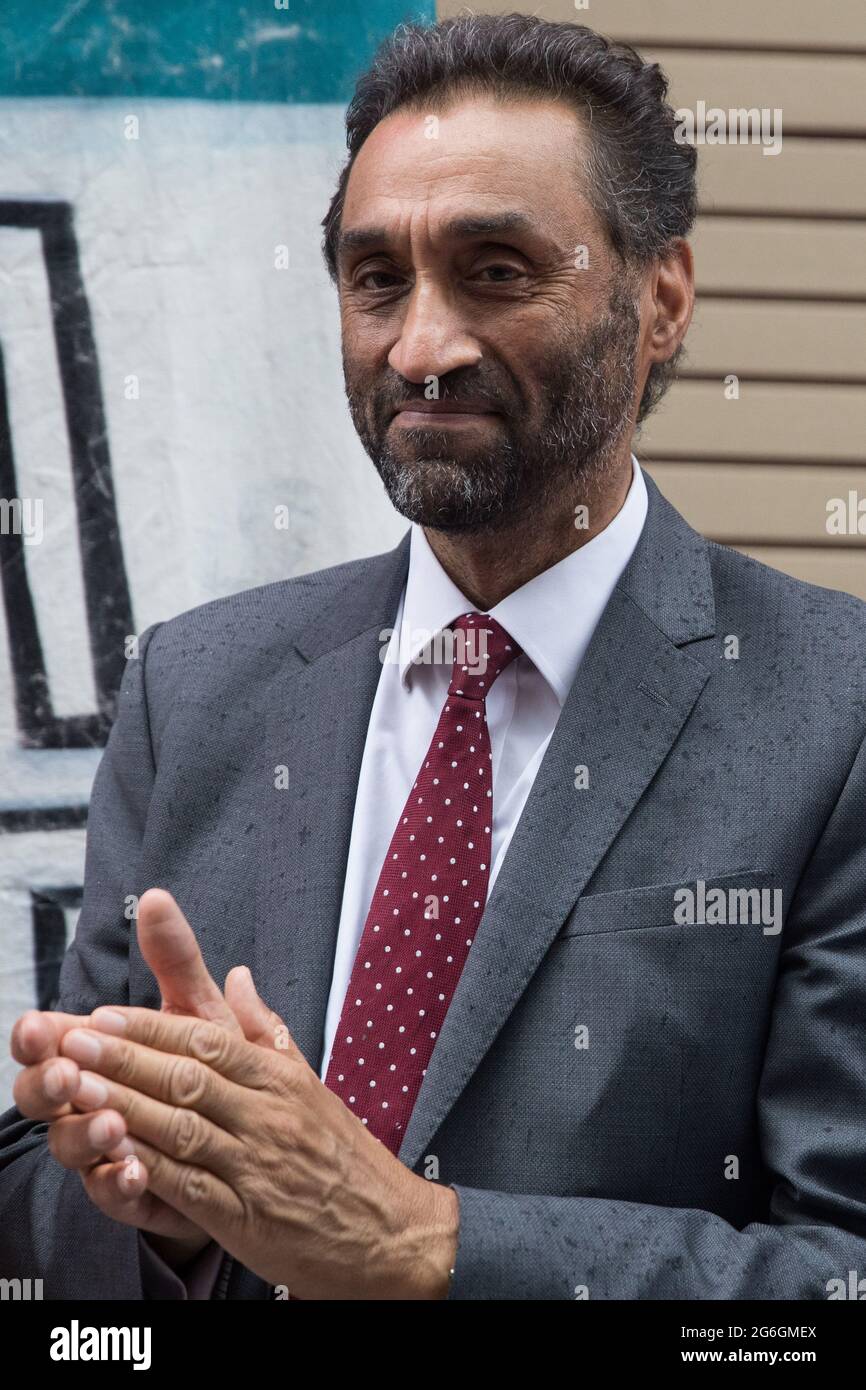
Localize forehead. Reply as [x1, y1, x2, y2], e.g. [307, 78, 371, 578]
[341, 94, 594, 242]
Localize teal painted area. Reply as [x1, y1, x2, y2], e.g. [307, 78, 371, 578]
[0, 0, 435, 102]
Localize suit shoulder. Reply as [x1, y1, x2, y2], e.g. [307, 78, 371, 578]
[707, 538, 866, 698]
[125, 544, 406, 743]
[708, 537, 866, 627]
[143, 547, 399, 660]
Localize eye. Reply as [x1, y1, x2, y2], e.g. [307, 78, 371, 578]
[473, 263, 524, 283]
[358, 270, 403, 291]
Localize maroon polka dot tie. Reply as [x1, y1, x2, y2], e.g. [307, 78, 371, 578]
[324, 611, 522, 1152]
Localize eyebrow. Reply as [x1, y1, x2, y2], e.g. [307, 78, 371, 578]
[336, 211, 539, 263]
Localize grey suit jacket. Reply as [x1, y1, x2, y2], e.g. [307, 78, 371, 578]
[2, 468, 866, 1299]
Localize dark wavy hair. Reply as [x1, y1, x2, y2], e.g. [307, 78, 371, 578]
[322, 12, 697, 423]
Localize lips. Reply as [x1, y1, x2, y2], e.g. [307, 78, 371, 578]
[391, 402, 499, 418]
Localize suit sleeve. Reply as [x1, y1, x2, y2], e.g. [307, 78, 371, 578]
[447, 730, 866, 1299]
[0, 625, 164, 1299]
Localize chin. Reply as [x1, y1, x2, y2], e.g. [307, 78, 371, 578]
[372, 447, 524, 532]
[389, 486, 513, 534]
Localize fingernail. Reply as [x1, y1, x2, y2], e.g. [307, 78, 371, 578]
[76, 1072, 109, 1108]
[119, 1157, 143, 1191]
[63, 1029, 102, 1064]
[106, 1137, 136, 1160]
[44, 1062, 68, 1099]
[239, 967, 258, 995]
[91, 1009, 127, 1035]
[21, 1013, 42, 1049]
[89, 1112, 121, 1148]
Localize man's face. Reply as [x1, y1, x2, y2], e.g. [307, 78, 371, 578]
[337, 95, 643, 533]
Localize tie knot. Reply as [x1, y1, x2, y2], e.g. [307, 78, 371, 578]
[447, 612, 522, 701]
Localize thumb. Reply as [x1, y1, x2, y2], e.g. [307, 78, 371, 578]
[136, 888, 241, 1032]
[224, 966, 306, 1062]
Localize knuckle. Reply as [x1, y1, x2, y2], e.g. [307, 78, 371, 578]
[178, 1162, 210, 1209]
[188, 1021, 230, 1068]
[170, 1105, 205, 1161]
[166, 1055, 207, 1108]
[120, 1087, 143, 1130]
[111, 1042, 137, 1086]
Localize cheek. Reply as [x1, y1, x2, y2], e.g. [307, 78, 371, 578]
[342, 313, 397, 376]
[340, 291, 395, 337]
[488, 318, 569, 405]
[486, 289, 578, 357]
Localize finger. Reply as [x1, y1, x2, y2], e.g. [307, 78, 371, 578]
[137, 889, 242, 1032]
[11, 1010, 93, 1066]
[60, 1027, 245, 1133]
[224, 967, 307, 1063]
[12, 1056, 82, 1121]
[87, 1006, 278, 1089]
[47, 1109, 131, 1170]
[60, 1062, 242, 1180]
[81, 1156, 198, 1239]
[112, 1133, 241, 1240]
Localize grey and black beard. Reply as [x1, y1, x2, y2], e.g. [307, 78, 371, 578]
[344, 279, 640, 534]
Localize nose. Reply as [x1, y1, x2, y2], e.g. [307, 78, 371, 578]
[388, 281, 483, 384]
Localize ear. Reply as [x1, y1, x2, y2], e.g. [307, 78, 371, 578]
[645, 238, 695, 369]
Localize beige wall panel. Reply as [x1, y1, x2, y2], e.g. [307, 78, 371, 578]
[642, 49, 865, 136]
[682, 301, 866, 381]
[733, 546, 866, 599]
[434, 1, 864, 598]
[643, 462, 866, 544]
[436, 1, 866, 51]
[691, 218, 866, 298]
[698, 139, 866, 216]
[639, 383, 866, 462]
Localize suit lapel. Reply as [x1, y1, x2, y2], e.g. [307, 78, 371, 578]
[254, 536, 410, 1068]
[398, 472, 717, 1169]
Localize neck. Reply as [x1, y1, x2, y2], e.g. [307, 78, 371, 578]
[421, 453, 635, 610]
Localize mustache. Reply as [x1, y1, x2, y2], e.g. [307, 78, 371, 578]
[372, 375, 514, 419]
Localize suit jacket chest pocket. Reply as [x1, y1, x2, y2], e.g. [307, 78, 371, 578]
[558, 868, 779, 938]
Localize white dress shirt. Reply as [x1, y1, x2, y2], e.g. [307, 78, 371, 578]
[319, 456, 648, 1079]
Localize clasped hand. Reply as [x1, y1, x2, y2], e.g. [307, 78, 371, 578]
[11, 890, 458, 1300]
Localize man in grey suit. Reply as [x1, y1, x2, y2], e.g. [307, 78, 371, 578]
[3, 15, 866, 1300]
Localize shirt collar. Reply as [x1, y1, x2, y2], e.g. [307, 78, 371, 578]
[397, 455, 648, 705]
